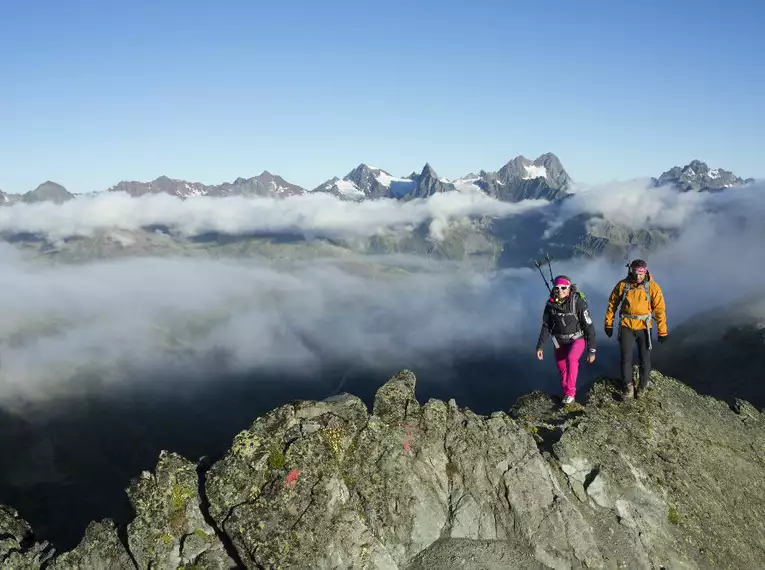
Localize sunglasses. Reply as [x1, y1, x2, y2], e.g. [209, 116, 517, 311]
[553, 285, 569, 290]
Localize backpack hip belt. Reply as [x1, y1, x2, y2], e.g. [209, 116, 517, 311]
[618, 313, 653, 349]
[620, 313, 651, 323]
[616, 277, 655, 348]
[551, 330, 583, 349]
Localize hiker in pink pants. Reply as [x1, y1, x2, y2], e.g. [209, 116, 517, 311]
[536, 275, 597, 404]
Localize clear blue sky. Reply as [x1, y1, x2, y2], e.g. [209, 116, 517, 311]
[1, 0, 763, 194]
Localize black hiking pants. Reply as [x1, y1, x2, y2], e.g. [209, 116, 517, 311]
[619, 326, 651, 388]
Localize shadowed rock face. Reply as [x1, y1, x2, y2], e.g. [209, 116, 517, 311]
[3, 368, 765, 569]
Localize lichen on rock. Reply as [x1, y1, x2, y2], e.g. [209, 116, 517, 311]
[47, 519, 134, 570]
[3, 368, 765, 569]
[125, 450, 235, 570]
[0, 505, 55, 569]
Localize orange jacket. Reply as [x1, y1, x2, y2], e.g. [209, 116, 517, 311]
[604, 274, 668, 336]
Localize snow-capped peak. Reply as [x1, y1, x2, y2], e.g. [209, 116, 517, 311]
[375, 171, 411, 188]
[522, 163, 548, 180]
[334, 179, 365, 197]
[452, 178, 485, 194]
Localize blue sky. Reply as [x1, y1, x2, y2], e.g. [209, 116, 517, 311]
[1, 0, 763, 194]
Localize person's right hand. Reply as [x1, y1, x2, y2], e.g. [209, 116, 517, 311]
[604, 326, 613, 338]
[536, 349, 544, 360]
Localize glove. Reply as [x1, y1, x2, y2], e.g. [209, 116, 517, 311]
[604, 326, 613, 338]
[658, 335, 668, 344]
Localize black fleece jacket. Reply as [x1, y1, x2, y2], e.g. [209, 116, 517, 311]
[536, 290, 597, 353]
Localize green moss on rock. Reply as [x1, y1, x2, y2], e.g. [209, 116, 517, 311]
[267, 447, 286, 470]
[172, 484, 195, 510]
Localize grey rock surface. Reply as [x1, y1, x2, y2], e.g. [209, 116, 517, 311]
[2, 369, 765, 569]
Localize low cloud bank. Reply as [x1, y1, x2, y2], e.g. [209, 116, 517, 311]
[0, 180, 763, 409]
[0, 191, 548, 243]
[548, 180, 765, 327]
[0, 247, 542, 407]
[545, 178, 759, 237]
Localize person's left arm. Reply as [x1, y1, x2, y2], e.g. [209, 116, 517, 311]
[577, 296, 597, 355]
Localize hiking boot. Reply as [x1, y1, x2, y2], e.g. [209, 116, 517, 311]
[562, 395, 575, 405]
[635, 380, 653, 398]
[622, 383, 635, 400]
[636, 380, 652, 398]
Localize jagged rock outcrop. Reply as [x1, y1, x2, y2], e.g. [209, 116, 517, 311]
[312, 164, 409, 201]
[479, 153, 571, 202]
[406, 163, 455, 199]
[125, 451, 236, 569]
[312, 163, 455, 202]
[343, 164, 398, 199]
[2, 369, 765, 569]
[652, 159, 755, 192]
[46, 520, 134, 570]
[0, 506, 55, 567]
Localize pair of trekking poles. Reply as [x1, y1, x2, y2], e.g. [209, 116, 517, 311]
[532, 253, 556, 291]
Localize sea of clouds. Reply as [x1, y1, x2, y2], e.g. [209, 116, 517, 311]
[0, 180, 762, 408]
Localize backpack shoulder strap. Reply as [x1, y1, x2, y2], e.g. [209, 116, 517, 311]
[618, 280, 631, 309]
[642, 278, 652, 307]
[619, 278, 653, 314]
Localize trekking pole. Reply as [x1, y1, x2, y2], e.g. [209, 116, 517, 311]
[544, 252, 555, 284]
[532, 258, 551, 291]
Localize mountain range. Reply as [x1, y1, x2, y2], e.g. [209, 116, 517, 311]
[0, 154, 754, 205]
[0, 156, 757, 269]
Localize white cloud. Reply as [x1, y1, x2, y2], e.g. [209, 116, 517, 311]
[0, 190, 548, 244]
[547, 181, 765, 327]
[0, 181, 764, 411]
[0, 246, 541, 407]
[544, 177, 709, 238]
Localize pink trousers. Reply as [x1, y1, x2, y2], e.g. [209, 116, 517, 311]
[554, 338, 586, 398]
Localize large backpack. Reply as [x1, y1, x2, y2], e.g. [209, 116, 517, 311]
[618, 275, 652, 313]
[617, 273, 655, 346]
[548, 286, 588, 346]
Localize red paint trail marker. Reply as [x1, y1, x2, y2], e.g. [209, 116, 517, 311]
[284, 468, 302, 487]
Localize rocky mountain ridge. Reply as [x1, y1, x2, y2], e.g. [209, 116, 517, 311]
[106, 171, 306, 199]
[2, 368, 764, 569]
[2, 157, 754, 205]
[310, 153, 571, 203]
[0, 153, 573, 204]
[1, 158, 757, 269]
[1, 181, 76, 205]
[653, 159, 755, 192]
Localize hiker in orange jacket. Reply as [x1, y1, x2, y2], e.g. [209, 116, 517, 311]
[604, 259, 668, 399]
